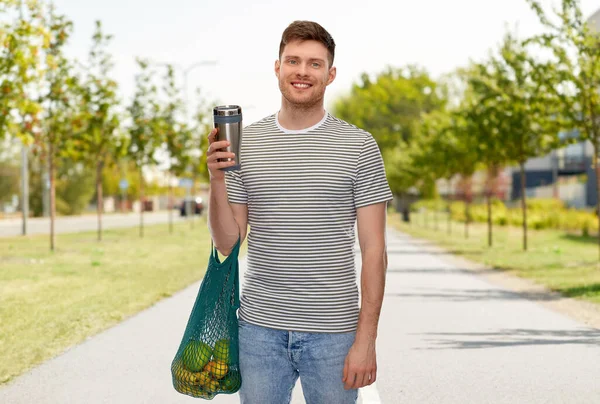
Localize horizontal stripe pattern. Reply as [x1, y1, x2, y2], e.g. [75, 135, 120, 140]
[225, 112, 392, 333]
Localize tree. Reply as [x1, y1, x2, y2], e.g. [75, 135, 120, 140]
[189, 89, 214, 185]
[414, 110, 462, 233]
[54, 160, 95, 215]
[527, 0, 600, 257]
[464, 63, 509, 247]
[447, 109, 480, 239]
[334, 66, 447, 151]
[0, 0, 44, 142]
[0, 158, 19, 207]
[1, 0, 46, 234]
[127, 58, 162, 237]
[161, 64, 191, 233]
[76, 21, 122, 242]
[39, 2, 76, 250]
[473, 31, 564, 250]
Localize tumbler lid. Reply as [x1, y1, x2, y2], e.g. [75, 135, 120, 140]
[214, 105, 242, 116]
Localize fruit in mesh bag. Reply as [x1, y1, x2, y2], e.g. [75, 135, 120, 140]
[213, 338, 230, 363]
[173, 366, 203, 385]
[174, 379, 214, 398]
[220, 371, 241, 392]
[204, 360, 229, 379]
[182, 340, 213, 372]
[204, 378, 220, 393]
[197, 371, 220, 393]
[196, 390, 215, 399]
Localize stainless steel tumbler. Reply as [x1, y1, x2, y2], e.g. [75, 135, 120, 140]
[214, 105, 242, 171]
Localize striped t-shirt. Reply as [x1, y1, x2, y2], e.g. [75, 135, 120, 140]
[225, 111, 393, 333]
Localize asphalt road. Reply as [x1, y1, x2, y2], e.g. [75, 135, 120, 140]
[0, 211, 186, 237]
[0, 229, 599, 403]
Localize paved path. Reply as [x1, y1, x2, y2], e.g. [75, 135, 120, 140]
[0, 211, 186, 237]
[1, 229, 599, 403]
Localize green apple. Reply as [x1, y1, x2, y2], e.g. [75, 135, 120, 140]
[213, 339, 230, 363]
[182, 340, 213, 372]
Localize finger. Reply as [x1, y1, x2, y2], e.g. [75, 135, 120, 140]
[342, 356, 349, 383]
[208, 141, 230, 154]
[208, 128, 218, 140]
[344, 371, 356, 390]
[207, 152, 235, 162]
[369, 370, 377, 385]
[360, 371, 370, 388]
[208, 160, 237, 170]
[351, 371, 363, 389]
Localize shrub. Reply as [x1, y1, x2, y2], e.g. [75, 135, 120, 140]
[413, 198, 597, 235]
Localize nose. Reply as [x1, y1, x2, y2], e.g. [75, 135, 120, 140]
[296, 62, 309, 77]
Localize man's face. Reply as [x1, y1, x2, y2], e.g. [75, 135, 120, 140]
[275, 39, 336, 109]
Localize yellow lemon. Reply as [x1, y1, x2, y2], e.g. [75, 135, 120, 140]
[196, 371, 212, 387]
[204, 379, 220, 393]
[204, 360, 229, 379]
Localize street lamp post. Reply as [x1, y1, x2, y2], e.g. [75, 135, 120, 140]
[181, 61, 218, 122]
[12, 136, 29, 235]
[21, 142, 28, 235]
[180, 61, 216, 222]
[152, 60, 218, 123]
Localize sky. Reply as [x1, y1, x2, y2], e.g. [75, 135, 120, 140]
[53, 0, 599, 126]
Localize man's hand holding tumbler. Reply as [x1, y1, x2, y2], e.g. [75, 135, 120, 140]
[207, 105, 245, 258]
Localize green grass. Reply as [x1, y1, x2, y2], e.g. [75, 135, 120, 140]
[389, 211, 600, 305]
[0, 218, 237, 385]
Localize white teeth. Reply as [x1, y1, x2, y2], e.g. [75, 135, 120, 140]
[293, 83, 310, 88]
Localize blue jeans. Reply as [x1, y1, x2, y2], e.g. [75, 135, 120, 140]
[238, 319, 358, 404]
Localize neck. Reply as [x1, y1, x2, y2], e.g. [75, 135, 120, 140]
[278, 98, 326, 130]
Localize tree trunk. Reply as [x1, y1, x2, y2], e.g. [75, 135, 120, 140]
[447, 179, 452, 235]
[168, 172, 174, 234]
[96, 160, 103, 242]
[486, 168, 494, 248]
[464, 201, 469, 239]
[595, 147, 600, 261]
[464, 176, 471, 239]
[487, 191, 492, 247]
[49, 143, 56, 251]
[190, 177, 196, 229]
[139, 167, 144, 238]
[520, 161, 527, 251]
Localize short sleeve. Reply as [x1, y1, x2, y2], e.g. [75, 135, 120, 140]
[225, 169, 248, 204]
[354, 135, 393, 208]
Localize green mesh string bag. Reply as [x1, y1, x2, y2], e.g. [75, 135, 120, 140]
[171, 238, 242, 400]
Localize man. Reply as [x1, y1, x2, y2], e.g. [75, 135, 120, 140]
[206, 20, 392, 404]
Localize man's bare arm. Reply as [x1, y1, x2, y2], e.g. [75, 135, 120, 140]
[205, 127, 248, 256]
[208, 178, 248, 256]
[355, 201, 387, 344]
[343, 201, 387, 389]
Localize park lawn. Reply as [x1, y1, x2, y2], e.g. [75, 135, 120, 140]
[388, 211, 600, 305]
[0, 218, 237, 385]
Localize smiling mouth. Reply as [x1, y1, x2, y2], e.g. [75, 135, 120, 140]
[292, 82, 312, 89]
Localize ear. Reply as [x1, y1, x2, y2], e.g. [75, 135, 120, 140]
[275, 59, 281, 79]
[326, 66, 336, 86]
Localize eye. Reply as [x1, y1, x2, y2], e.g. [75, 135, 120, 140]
[288, 59, 297, 65]
[311, 62, 321, 68]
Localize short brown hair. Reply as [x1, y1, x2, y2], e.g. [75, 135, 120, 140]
[279, 21, 336, 67]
